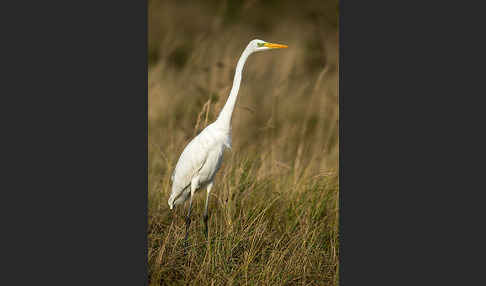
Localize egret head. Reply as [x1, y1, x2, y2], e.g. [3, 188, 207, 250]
[249, 39, 288, 53]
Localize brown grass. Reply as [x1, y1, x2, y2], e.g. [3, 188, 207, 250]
[148, 1, 339, 285]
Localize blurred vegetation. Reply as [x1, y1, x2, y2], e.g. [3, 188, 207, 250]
[148, 0, 339, 285]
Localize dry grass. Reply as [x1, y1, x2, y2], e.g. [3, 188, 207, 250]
[148, 1, 339, 285]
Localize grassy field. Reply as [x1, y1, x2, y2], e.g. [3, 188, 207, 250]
[148, 1, 339, 285]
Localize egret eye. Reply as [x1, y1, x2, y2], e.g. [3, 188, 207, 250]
[257, 42, 265, 47]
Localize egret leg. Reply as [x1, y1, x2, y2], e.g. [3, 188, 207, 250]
[184, 194, 193, 243]
[184, 178, 198, 254]
[203, 182, 213, 238]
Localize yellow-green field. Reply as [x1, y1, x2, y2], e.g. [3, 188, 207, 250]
[148, 1, 339, 284]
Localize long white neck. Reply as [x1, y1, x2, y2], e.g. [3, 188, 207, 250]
[215, 46, 253, 131]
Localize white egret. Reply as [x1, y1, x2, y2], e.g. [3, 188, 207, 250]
[168, 39, 288, 240]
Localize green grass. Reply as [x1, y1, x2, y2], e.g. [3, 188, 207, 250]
[149, 1, 339, 284]
[148, 155, 338, 285]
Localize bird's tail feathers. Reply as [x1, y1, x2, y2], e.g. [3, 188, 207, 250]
[168, 197, 174, 210]
[168, 183, 191, 210]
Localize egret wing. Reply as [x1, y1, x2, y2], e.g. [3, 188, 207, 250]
[170, 135, 208, 197]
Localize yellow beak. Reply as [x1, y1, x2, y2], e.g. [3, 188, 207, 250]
[264, 42, 288, 49]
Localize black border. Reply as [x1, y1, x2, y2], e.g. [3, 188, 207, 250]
[340, 0, 483, 284]
[3, 1, 148, 284]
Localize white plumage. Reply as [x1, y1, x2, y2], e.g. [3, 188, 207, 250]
[168, 122, 228, 208]
[167, 39, 288, 238]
